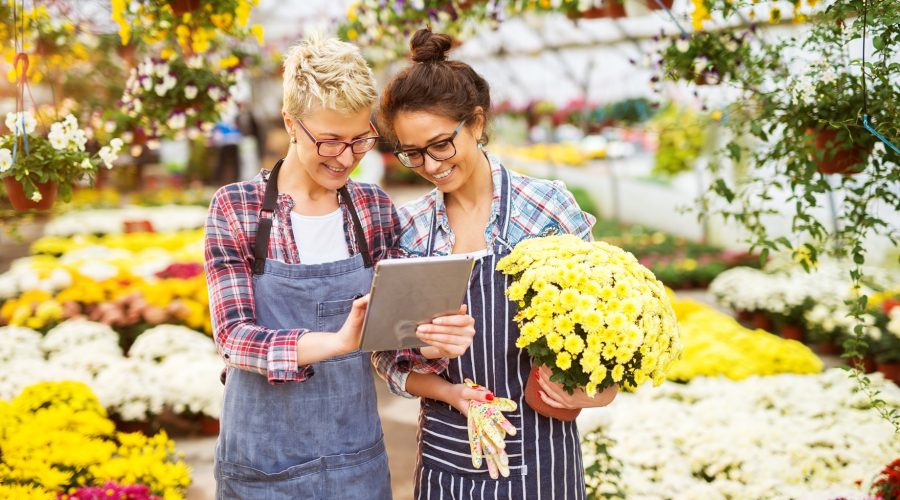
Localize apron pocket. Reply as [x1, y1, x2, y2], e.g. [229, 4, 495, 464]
[217, 457, 324, 498]
[316, 298, 355, 331]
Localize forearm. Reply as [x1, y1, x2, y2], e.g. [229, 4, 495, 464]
[405, 372, 457, 404]
[295, 332, 350, 365]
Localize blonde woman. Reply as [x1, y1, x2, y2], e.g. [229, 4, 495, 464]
[204, 34, 476, 499]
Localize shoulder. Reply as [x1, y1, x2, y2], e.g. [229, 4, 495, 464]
[505, 168, 593, 241]
[397, 189, 438, 229]
[210, 176, 263, 216]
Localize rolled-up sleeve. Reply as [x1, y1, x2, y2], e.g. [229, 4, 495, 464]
[204, 190, 312, 384]
[372, 348, 449, 398]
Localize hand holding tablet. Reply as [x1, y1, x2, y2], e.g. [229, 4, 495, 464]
[359, 255, 476, 352]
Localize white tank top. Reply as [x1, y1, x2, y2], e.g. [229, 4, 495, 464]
[290, 209, 350, 265]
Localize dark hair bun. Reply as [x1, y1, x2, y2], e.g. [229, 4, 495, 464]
[409, 28, 452, 63]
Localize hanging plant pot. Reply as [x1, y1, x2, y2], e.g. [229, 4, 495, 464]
[604, 1, 628, 18]
[169, 0, 201, 16]
[626, 0, 675, 15]
[570, 1, 626, 19]
[645, 0, 674, 10]
[876, 362, 900, 384]
[808, 128, 871, 175]
[523, 365, 581, 421]
[3, 178, 57, 211]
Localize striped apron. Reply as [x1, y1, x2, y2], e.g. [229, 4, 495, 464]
[414, 166, 585, 500]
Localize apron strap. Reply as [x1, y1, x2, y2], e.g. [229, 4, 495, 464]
[252, 159, 284, 274]
[252, 159, 374, 273]
[338, 185, 374, 269]
[491, 164, 514, 253]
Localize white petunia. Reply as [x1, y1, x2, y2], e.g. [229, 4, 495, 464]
[166, 113, 186, 130]
[30, 191, 42, 203]
[676, 38, 690, 53]
[184, 85, 198, 100]
[0, 148, 12, 173]
[208, 87, 222, 101]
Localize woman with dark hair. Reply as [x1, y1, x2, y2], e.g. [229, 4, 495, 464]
[373, 28, 618, 499]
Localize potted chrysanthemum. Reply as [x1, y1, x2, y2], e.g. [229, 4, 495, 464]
[0, 112, 123, 211]
[497, 235, 682, 420]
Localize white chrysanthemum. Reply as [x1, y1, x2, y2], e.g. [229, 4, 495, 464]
[91, 358, 165, 421]
[130, 324, 218, 363]
[42, 319, 122, 358]
[0, 326, 44, 364]
[156, 353, 225, 418]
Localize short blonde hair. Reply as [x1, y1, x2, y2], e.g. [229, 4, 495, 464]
[282, 33, 377, 119]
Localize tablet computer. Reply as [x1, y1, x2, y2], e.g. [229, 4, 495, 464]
[359, 255, 476, 352]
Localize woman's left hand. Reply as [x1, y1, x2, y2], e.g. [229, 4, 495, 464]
[535, 365, 618, 410]
[417, 304, 476, 359]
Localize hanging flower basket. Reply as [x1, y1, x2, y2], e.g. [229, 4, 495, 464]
[3, 178, 57, 211]
[808, 128, 871, 175]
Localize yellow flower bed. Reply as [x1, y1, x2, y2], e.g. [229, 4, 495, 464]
[2, 230, 208, 332]
[667, 298, 823, 381]
[0, 381, 190, 498]
[31, 229, 204, 256]
[493, 143, 592, 166]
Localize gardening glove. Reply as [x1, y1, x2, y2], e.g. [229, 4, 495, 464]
[464, 378, 517, 478]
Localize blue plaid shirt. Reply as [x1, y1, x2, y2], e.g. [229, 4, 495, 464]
[373, 152, 596, 396]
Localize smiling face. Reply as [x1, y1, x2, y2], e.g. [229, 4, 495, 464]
[392, 110, 485, 193]
[283, 106, 374, 191]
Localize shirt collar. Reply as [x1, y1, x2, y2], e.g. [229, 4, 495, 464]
[432, 151, 504, 234]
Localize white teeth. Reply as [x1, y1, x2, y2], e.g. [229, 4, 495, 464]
[433, 168, 453, 180]
[325, 165, 346, 174]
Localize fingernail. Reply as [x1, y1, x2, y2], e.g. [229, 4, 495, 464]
[472, 383, 480, 388]
[486, 393, 494, 401]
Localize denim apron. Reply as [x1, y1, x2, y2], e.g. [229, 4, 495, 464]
[415, 166, 585, 499]
[215, 159, 392, 500]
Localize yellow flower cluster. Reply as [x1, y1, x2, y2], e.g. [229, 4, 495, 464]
[497, 235, 682, 396]
[666, 298, 823, 381]
[111, 0, 263, 53]
[0, 381, 190, 498]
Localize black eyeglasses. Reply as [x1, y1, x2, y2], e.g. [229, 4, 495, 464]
[394, 120, 466, 168]
[296, 119, 379, 157]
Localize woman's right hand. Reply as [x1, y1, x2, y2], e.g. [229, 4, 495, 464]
[335, 294, 370, 354]
[417, 304, 477, 360]
[447, 380, 493, 417]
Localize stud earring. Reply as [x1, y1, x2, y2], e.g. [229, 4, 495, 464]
[477, 142, 484, 150]
[290, 136, 297, 144]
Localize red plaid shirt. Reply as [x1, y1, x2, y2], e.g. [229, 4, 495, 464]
[204, 169, 398, 383]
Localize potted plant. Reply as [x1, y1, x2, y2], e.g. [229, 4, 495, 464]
[650, 105, 712, 177]
[0, 112, 123, 211]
